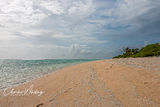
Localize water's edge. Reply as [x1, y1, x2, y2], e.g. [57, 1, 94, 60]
[0, 59, 97, 91]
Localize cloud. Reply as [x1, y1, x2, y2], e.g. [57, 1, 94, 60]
[0, 0, 46, 27]
[69, 44, 91, 58]
[0, 0, 159, 59]
[68, 0, 94, 20]
[37, 0, 64, 15]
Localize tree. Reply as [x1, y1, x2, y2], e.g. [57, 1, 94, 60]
[113, 43, 160, 58]
[124, 47, 132, 53]
[131, 48, 139, 54]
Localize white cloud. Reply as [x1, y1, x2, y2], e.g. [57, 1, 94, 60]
[39, 0, 64, 15]
[0, 0, 159, 59]
[0, 0, 46, 27]
[68, 0, 93, 16]
[0, 44, 69, 59]
[69, 44, 91, 58]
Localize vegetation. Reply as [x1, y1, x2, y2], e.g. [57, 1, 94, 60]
[113, 43, 160, 58]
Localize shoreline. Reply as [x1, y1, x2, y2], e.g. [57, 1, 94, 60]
[0, 61, 94, 91]
[0, 58, 160, 107]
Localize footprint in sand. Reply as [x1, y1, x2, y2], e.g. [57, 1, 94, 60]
[36, 103, 43, 107]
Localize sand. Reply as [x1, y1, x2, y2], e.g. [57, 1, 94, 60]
[0, 57, 160, 107]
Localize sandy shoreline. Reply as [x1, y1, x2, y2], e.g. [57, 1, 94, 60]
[0, 57, 160, 107]
[0, 62, 86, 92]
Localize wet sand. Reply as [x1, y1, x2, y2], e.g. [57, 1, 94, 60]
[0, 57, 160, 107]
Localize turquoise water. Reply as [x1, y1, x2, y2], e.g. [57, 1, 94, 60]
[0, 59, 96, 90]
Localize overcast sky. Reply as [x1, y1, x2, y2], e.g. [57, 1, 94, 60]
[0, 0, 160, 59]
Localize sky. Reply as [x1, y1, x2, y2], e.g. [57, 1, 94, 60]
[0, 0, 160, 59]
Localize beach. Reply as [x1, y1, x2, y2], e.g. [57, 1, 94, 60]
[0, 57, 160, 107]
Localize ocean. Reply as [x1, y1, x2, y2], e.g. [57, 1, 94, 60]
[0, 59, 96, 90]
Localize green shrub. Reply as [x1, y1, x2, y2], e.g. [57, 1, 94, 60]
[113, 43, 160, 58]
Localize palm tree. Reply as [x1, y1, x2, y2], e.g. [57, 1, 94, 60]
[132, 48, 139, 54]
[124, 47, 131, 53]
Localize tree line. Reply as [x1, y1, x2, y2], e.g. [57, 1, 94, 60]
[113, 43, 160, 58]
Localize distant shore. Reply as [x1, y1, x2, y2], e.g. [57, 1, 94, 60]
[0, 57, 160, 107]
